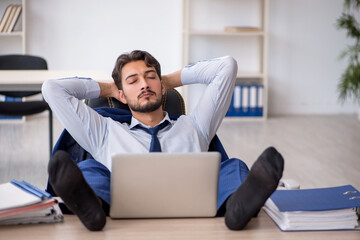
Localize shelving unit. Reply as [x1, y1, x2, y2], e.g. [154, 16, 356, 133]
[0, 0, 26, 122]
[182, 0, 268, 120]
[0, 0, 26, 54]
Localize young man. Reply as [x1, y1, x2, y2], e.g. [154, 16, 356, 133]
[42, 50, 284, 231]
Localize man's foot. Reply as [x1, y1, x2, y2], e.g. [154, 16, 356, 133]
[48, 150, 106, 231]
[225, 146, 284, 230]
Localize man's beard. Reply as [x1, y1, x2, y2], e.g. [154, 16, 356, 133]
[126, 90, 163, 113]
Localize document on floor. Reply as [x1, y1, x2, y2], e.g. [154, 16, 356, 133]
[263, 185, 360, 231]
[0, 180, 63, 225]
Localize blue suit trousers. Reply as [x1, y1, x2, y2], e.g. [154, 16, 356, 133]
[78, 157, 249, 211]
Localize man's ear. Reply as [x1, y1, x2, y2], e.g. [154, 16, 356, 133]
[161, 81, 166, 96]
[119, 90, 128, 104]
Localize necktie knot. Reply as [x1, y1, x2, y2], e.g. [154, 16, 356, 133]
[147, 124, 163, 136]
[136, 120, 169, 152]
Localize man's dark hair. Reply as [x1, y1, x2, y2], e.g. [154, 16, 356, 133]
[112, 50, 161, 90]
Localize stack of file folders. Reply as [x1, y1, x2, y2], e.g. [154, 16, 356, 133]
[226, 84, 264, 117]
[0, 179, 63, 225]
[263, 185, 360, 231]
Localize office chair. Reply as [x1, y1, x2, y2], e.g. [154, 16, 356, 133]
[0, 54, 53, 158]
[85, 88, 186, 115]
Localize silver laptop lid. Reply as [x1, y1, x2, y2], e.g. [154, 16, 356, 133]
[110, 152, 221, 218]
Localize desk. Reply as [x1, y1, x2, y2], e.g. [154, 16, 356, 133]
[0, 70, 112, 91]
[0, 210, 358, 240]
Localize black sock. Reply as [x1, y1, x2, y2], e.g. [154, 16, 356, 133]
[48, 150, 106, 231]
[225, 146, 284, 230]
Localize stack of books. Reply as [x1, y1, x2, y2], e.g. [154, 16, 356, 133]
[263, 185, 360, 231]
[226, 84, 264, 117]
[0, 4, 22, 33]
[0, 179, 63, 225]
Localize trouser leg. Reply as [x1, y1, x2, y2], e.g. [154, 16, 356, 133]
[77, 159, 111, 215]
[216, 158, 249, 215]
[224, 147, 284, 230]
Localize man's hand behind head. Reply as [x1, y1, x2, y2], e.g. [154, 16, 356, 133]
[99, 82, 121, 102]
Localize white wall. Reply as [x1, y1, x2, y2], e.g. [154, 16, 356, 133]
[268, 0, 357, 115]
[26, 0, 183, 76]
[5, 0, 357, 115]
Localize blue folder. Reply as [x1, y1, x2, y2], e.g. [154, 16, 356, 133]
[225, 83, 264, 117]
[270, 185, 360, 212]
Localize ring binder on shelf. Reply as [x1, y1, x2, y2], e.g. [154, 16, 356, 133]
[226, 83, 264, 117]
[257, 85, 264, 117]
[249, 85, 257, 116]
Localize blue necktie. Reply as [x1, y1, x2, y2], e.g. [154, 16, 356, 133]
[136, 121, 169, 152]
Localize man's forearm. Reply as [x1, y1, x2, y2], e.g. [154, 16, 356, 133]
[42, 77, 108, 160]
[162, 70, 183, 90]
[181, 56, 237, 143]
[98, 81, 121, 100]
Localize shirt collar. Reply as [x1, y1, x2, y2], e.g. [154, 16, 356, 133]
[129, 111, 171, 129]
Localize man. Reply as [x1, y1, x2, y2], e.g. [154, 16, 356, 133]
[42, 50, 284, 231]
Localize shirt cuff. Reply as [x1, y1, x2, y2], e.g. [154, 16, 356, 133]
[84, 78, 101, 99]
[181, 64, 197, 85]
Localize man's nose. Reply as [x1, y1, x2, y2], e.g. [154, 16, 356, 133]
[139, 77, 149, 90]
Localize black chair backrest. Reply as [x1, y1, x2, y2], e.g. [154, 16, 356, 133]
[86, 88, 186, 115]
[0, 54, 48, 97]
[0, 54, 53, 158]
[0, 54, 47, 70]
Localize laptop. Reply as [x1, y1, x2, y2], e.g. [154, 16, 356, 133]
[110, 152, 221, 218]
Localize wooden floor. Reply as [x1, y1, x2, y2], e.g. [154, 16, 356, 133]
[0, 113, 359, 238]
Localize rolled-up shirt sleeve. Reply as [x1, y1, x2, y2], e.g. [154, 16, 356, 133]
[181, 56, 237, 146]
[42, 77, 108, 158]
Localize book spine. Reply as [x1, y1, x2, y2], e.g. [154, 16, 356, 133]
[0, 5, 13, 32]
[2, 5, 16, 33]
[257, 85, 264, 117]
[226, 83, 264, 117]
[249, 85, 257, 116]
[242, 85, 249, 115]
[7, 5, 22, 33]
[233, 85, 241, 116]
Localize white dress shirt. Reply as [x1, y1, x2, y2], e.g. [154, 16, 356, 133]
[42, 56, 237, 170]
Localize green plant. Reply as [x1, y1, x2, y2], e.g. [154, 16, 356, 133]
[336, 0, 360, 104]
